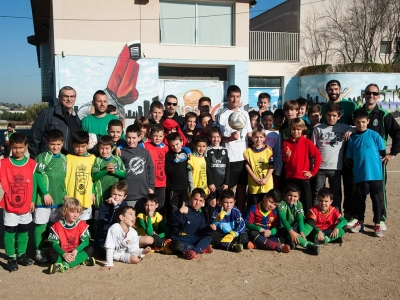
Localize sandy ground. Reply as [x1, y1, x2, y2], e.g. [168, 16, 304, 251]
[0, 147, 399, 300]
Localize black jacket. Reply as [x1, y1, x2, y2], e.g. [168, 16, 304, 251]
[162, 112, 185, 128]
[361, 105, 400, 156]
[28, 105, 81, 158]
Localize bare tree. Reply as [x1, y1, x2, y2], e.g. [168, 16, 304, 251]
[302, 0, 400, 65]
[301, 10, 333, 65]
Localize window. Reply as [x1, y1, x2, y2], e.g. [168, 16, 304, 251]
[380, 41, 392, 54]
[160, 1, 233, 46]
[249, 77, 281, 88]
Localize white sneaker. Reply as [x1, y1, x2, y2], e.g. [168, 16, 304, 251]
[380, 221, 387, 231]
[347, 218, 358, 228]
[35, 250, 48, 263]
[374, 225, 384, 238]
[350, 221, 364, 233]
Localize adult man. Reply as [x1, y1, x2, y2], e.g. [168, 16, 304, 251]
[81, 90, 119, 137]
[352, 83, 400, 230]
[28, 86, 81, 158]
[320, 80, 358, 221]
[162, 95, 185, 127]
[216, 85, 252, 213]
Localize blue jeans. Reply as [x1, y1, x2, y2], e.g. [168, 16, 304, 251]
[171, 235, 212, 254]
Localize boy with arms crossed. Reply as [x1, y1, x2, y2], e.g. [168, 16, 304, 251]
[65, 131, 96, 221]
[0, 132, 37, 271]
[34, 129, 67, 263]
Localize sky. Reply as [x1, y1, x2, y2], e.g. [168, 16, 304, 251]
[0, 0, 285, 106]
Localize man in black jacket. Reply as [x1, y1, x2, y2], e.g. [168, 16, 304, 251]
[28, 86, 81, 158]
[162, 95, 185, 128]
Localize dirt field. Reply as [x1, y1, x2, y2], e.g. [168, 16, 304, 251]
[0, 147, 399, 300]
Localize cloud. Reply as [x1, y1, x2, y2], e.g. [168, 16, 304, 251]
[82, 57, 98, 68]
[142, 66, 157, 75]
[270, 89, 280, 97]
[83, 68, 103, 76]
[59, 68, 74, 79]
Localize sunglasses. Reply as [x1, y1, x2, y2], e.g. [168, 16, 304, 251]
[365, 91, 379, 96]
[166, 102, 178, 106]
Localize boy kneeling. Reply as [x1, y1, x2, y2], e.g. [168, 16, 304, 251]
[209, 190, 248, 252]
[48, 198, 96, 274]
[170, 188, 213, 260]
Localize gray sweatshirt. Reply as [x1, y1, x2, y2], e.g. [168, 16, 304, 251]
[311, 123, 355, 170]
[121, 146, 154, 201]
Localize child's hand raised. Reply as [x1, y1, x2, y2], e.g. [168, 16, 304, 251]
[285, 146, 291, 157]
[179, 201, 189, 214]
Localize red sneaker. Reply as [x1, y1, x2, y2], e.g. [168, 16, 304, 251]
[247, 241, 256, 249]
[200, 245, 213, 254]
[183, 250, 198, 260]
[280, 244, 291, 253]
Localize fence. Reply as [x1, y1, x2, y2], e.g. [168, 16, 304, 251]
[249, 31, 299, 61]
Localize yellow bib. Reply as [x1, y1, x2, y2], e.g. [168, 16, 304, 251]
[188, 155, 209, 195]
[65, 154, 96, 208]
[244, 147, 273, 194]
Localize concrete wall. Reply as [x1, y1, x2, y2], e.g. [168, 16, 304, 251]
[52, 0, 249, 62]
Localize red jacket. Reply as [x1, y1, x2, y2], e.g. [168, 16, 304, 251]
[282, 136, 321, 180]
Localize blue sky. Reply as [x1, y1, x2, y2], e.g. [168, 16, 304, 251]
[0, 0, 285, 106]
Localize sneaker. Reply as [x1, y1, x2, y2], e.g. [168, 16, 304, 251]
[49, 263, 69, 274]
[183, 250, 198, 260]
[347, 218, 358, 228]
[350, 221, 364, 233]
[306, 244, 320, 255]
[35, 250, 48, 263]
[229, 244, 243, 253]
[200, 245, 213, 254]
[331, 237, 344, 244]
[288, 241, 296, 250]
[380, 221, 387, 231]
[279, 244, 291, 253]
[161, 239, 174, 255]
[7, 257, 18, 272]
[374, 225, 383, 238]
[16, 254, 33, 266]
[247, 241, 256, 249]
[82, 257, 96, 266]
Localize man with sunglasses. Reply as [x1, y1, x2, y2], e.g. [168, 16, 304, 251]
[163, 95, 185, 128]
[352, 83, 400, 231]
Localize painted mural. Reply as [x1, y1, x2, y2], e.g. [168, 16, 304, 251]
[248, 88, 282, 111]
[299, 73, 400, 117]
[55, 42, 248, 124]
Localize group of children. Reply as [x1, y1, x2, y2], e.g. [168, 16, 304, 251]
[0, 86, 388, 273]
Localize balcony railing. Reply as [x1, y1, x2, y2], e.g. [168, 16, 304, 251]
[250, 31, 299, 62]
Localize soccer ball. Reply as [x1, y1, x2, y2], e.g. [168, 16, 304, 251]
[228, 111, 247, 130]
[88, 133, 98, 149]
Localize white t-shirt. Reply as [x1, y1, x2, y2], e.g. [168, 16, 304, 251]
[104, 223, 143, 266]
[216, 107, 252, 162]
